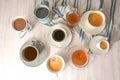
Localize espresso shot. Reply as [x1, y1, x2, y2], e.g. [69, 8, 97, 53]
[52, 29, 65, 42]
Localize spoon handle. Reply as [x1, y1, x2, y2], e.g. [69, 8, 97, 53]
[74, 0, 79, 9]
[99, 0, 104, 11]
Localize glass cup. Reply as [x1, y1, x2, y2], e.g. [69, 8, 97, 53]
[34, 0, 52, 25]
[67, 44, 90, 69]
[66, 9, 80, 28]
[11, 16, 32, 38]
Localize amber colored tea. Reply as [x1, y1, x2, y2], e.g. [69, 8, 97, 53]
[100, 41, 108, 49]
[72, 50, 88, 66]
[66, 11, 80, 27]
[48, 56, 63, 72]
[23, 46, 37, 61]
[14, 18, 26, 31]
[88, 13, 103, 27]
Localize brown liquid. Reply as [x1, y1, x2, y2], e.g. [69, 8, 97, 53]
[35, 7, 49, 18]
[100, 41, 108, 49]
[14, 18, 26, 31]
[88, 13, 103, 27]
[72, 50, 88, 66]
[66, 11, 80, 27]
[52, 29, 65, 42]
[48, 56, 63, 72]
[23, 46, 37, 61]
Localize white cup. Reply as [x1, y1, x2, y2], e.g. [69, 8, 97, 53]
[79, 11, 106, 35]
[34, 4, 51, 24]
[11, 16, 32, 38]
[47, 55, 65, 73]
[20, 39, 48, 67]
[89, 36, 110, 55]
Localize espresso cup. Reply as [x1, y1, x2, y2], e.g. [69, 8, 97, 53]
[20, 39, 48, 67]
[34, 4, 51, 24]
[12, 16, 32, 38]
[79, 11, 106, 34]
[47, 24, 72, 48]
[47, 55, 65, 73]
[89, 36, 110, 55]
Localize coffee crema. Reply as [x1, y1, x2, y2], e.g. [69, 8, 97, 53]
[14, 18, 26, 31]
[88, 13, 103, 27]
[23, 46, 37, 61]
[100, 41, 108, 50]
[35, 7, 49, 18]
[52, 29, 65, 42]
[48, 56, 63, 72]
[72, 50, 88, 66]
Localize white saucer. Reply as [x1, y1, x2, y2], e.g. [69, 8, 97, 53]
[47, 24, 72, 48]
[20, 39, 48, 67]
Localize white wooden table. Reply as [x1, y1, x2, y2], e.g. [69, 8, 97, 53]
[0, 0, 120, 80]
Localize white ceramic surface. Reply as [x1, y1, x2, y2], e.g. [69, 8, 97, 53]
[79, 11, 106, 35]
[89, 36, 110, 55]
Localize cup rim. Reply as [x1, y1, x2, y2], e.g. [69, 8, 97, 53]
[34, 4, 50, 20]
[69, 49, 89, 69]
[47, 55, 65, 73]
[21, 45, 39, 62]
[86, 11, 105, 28]
[11, 16, 27, 31]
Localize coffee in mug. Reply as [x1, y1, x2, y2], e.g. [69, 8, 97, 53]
[88, 13, 103, 27]
[22, 46, 37, 61]
[20, 39, 48, 67]
[47, 55, 65, 73]
[52, 29, 65, 42]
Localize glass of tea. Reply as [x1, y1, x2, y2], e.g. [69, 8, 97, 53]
[67, 44, 90, 69]
[66, 9, 80, 28]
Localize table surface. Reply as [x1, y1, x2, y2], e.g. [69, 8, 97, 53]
[0, 0, 120, 80]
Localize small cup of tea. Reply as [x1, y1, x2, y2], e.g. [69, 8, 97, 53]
[79, 11, 106, 34]
[66, 9, 80, 28]
[34, 4, 51, 24]
[47, 55, 65, 73]
[20, 39, 48, 67]
[89, 36, 110, 55]
[11, 16, 32, 38]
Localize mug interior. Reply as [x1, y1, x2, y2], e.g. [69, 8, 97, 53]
[12, 17, 27, 31]
[22, 46, 38, 62]
[34, 4, 50, 19]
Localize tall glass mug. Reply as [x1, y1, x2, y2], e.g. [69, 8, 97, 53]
[66, 9, 80, 28]
[34, 0, 52, 24]
[11, 16, 32, 38]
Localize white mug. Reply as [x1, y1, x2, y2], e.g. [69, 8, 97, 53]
[89, 36, 110, 55]
[79, 11, 106, 35]
[20, 39, 48, 67]
[11, 16, 32, 38]
[47, 55, 65, 73]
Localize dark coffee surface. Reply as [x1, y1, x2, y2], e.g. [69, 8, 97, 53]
[52, 29, 65, 42]
[14, 18, 26, 31]
[23, 46, 37, 61]
[35, 7, 49, 18]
